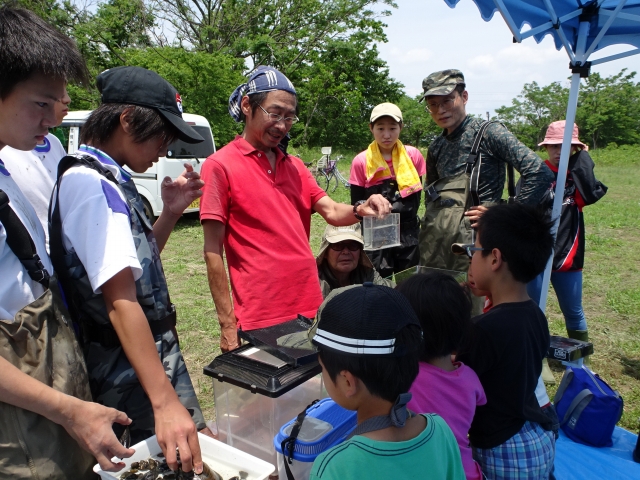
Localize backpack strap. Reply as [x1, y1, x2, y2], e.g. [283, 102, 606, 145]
[466, 120, 494, 207]
[507, 162, 516, 203]
[558, 388, 593, 428]
[0, 189, 50, 287]
[553, 368, 575, 405]
[465, 121, 516, 206]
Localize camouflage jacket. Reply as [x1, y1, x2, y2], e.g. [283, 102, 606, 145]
[426, 116, 554, 205]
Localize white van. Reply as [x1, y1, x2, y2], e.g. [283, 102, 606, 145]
[55, 111, 216, 221]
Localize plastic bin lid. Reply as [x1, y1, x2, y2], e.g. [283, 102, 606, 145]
[283, 417, 334, 443]
[237, 315, 318, 367]
[274, 398, 357, 461]
[203, 343, 321, 397]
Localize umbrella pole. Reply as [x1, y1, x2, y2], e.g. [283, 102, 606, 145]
[538, 21, 590, 313]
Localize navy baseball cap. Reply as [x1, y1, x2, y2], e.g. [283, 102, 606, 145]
[312, 283, 421, 356]
[96, 66, 203, 144]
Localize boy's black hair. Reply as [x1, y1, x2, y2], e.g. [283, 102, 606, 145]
[317, 323, 422, 403]
[80, 104, 180, 146]
[0, 7, 88, 98]
[476, 203, 554, 283]
[396, 272, 471, 362]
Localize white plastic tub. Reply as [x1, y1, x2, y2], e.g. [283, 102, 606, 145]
[93, 432, 275, 480]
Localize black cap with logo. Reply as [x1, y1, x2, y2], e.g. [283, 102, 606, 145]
[96, 66, 203, 144]
[311, 283, 421, 357]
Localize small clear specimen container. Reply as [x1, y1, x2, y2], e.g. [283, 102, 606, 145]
[362, 213, 401, 250]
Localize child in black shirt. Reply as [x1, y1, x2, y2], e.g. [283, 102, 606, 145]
[455, 204, 556, 479]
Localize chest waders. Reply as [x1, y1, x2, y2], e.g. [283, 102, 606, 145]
[364, 178, 421, 277]
[418, 121, 502, 273]
[49, 154, 205, 444]
[0, 189, 95, 479]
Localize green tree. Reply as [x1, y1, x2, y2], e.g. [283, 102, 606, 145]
[125, 47, 245, 144]
[0, 0, 73, 28]
[575, 69, 640, 149]
[45, 0, 158, 109]
[398, 94, 439, 147]
[293, 38, 403, 150]
[150, 0, 404, 149]
[495, 81, 568, 148]
[19, 0, 404, 148]
[153, 0, 395, 70]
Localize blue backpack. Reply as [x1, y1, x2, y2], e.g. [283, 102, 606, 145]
[554, 366, 623, 447]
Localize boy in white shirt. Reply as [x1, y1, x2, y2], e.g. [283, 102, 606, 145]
[0, 6, 134, 477]
[1, 87, 70, 248]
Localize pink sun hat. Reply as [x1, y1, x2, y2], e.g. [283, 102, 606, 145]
[539, 120, 588, 150]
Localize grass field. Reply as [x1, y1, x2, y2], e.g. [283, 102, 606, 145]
[164, 145, 640, 431]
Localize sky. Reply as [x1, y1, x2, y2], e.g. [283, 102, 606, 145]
[376, 0, 640, 117]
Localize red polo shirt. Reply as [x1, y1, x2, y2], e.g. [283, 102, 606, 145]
[200, 136, 327, 330]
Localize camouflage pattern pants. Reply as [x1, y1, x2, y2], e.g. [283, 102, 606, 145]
[85, 328, 205, 444]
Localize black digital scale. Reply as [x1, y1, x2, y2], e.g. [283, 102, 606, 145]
[546, 335, 593, 362]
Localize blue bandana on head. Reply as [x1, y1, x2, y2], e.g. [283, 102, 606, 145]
[228, 66, 296, 123]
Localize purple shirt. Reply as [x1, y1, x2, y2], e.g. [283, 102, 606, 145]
[409, 361, 487, 480]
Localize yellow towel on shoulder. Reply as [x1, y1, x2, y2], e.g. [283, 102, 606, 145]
[365, 140, 422, 198]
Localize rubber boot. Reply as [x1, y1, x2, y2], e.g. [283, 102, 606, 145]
[542, 357, 556, 385]
[567, 329, 590, 366]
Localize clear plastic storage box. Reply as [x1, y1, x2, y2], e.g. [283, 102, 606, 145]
[362, 213, 401, 250]
[204, 344, 327, 474]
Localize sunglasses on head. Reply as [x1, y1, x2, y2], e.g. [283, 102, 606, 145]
[329, 240, 362, 251]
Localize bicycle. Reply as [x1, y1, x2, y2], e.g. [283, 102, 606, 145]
[314, 147, 350, 193]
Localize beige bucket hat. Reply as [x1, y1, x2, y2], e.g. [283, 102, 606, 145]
[316, 224, 373, 269]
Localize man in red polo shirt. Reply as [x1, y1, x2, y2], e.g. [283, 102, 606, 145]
[201, 66, 390, 352]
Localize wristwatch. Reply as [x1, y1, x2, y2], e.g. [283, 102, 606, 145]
[353, 200, 366, 220]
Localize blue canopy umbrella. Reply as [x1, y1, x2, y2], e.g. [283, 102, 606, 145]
[443, 0, 640, 311]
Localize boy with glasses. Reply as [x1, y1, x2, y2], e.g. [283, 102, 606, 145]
[455, 203, 556, 478]
[200, 66, 391, 351]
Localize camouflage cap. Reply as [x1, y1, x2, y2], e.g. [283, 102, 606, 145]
[419, 69, 465, 101]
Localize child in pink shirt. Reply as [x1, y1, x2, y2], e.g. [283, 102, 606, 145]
[398, 272, 486, 480]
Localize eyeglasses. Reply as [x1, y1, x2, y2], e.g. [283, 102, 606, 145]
[425, 97, 456, 114]
[461, 245, 490, 259]
[329, 241, 362, 252]
[258, 104, 299, 125]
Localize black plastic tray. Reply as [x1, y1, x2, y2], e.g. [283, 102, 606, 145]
[203, 344, 321, 397]
[237, 315, 318, 366]
[547, 335, 594, 362]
